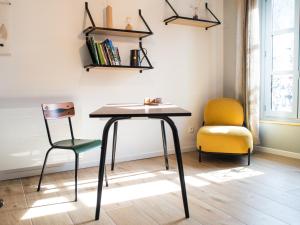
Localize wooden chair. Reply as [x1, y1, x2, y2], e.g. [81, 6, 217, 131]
[37, 102, 108, 201]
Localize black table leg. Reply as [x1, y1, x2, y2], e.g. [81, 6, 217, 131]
[160, 116, 189, 218]
[160, 120, 169, 170]
[95, 117, 129, 220]
[111, 121, 118, 171]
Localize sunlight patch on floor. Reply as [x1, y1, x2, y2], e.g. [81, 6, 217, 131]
[79, 180, 180, 207]
[183, 176, 211, 187]
[21, 197, 76, 219]
[197, 167, 264, 183]
[64, 171, 157, 190]
[159, 170, 177, 175]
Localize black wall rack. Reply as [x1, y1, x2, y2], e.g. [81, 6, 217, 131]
[84, 2, 154, 73]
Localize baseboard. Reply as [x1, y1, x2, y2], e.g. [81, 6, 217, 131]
[0, 146, 196, 181]
[256, 146, 300, 160]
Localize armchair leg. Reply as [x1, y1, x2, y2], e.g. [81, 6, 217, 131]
[247, 148, 251, 166]
[198, 147, 202, 162]
[37, 147, 53, 192]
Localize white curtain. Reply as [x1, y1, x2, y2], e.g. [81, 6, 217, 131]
[235, 0, 261, 145]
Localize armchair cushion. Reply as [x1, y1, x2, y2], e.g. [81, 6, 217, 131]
[197, 126, 253, 154]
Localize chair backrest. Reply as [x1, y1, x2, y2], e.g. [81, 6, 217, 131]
[42, 102, 75, 120]
[41, 102, 75, 145]
[204, 98, 244, 126]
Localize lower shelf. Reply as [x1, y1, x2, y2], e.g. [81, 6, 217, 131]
[84, 64, 154, 73]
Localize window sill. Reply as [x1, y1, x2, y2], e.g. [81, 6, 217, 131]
[260, 120, 300, 126]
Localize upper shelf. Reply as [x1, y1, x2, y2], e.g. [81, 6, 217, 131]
[83, 26, 153, 39]
[84, 2, 153, 39]
[164, 0, 221, 30]
[164, 16, 220, 28]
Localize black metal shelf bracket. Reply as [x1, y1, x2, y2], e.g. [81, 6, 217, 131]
[138, 9, 153, 39]
[85, 2, 95, 29]
[204, 3, 221, 30]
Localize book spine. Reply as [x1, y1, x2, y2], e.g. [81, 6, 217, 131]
[108, 39, 119, 65]
[95, 43, 103, 65]
[100, 43, 110, 65]
[96, 43, 105, 65]
[99, 43, 107, 65]
[86, 37, 98, 65]
[104, 39, 115, 65]
[102, 41, 112, 65]
[90, 37, 100, 65]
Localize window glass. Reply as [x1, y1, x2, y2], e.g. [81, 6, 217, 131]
[272, 33, 294, 72]
[271, 75, 294, 112]
[272, 0, 295, 31]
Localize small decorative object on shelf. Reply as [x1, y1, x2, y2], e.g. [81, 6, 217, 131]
[0, 198, 4, 208]
[130, 49, 140, 67]
[191, 0, 202, 19]
[164, 0, 221, 30]
[144, 97, 162, 105]
[125, 17, 133, 30]
[0, 1, 11, 55]
[105, 5, 113, 28]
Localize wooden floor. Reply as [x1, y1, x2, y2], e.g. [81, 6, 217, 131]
[1, 151, 300, 225]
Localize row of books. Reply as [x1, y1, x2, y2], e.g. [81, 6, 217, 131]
[86, 37, 121, 66]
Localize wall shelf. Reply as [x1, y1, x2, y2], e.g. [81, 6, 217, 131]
[84, 64, 154, 72]
[164, 0, 221, 30]
[83, 2, 154, 73]
[83, 27, 152, 39]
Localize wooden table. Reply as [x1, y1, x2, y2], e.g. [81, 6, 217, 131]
[89, 103, 191, 220]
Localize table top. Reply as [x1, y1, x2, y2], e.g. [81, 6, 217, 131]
[89, 104, 192, 118]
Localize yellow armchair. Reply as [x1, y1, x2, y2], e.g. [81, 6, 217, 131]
[197, 98, 253, 165]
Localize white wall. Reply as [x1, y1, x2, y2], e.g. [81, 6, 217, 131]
[0, 0, 223, 174]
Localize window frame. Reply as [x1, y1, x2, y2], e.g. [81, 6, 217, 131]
[260, 0, 300, 121]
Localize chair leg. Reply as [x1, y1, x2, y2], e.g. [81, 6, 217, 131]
[247, 148, 251, 166]
[104, 165, 108, 187]
[74, 152, 79, 202]
[161, 120, 169, 170]
[37, 147, 53, 192]
[198, 147, 202, 162]
[111, 122, 118, 171]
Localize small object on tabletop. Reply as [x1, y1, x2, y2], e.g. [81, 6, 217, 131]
[0, 199, 4, 208]
[106, 5, 113, 28]
[144, 97, 162, 105]
[125, 17, 133, 30]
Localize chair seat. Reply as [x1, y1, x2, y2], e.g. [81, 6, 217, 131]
[53, 139, 101, 153]
[197, 126, 253, 154]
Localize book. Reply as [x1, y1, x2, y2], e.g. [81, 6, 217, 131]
[96, 43, 105, 65]
[100, 43, 109, 65]
[90, 37, 100, 65]
[107, 39, 120, 66]
[86, 37, 98, 65]
[103, 39, 115, 65]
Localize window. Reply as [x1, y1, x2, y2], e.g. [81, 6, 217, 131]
[261, 0, 300, 120]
